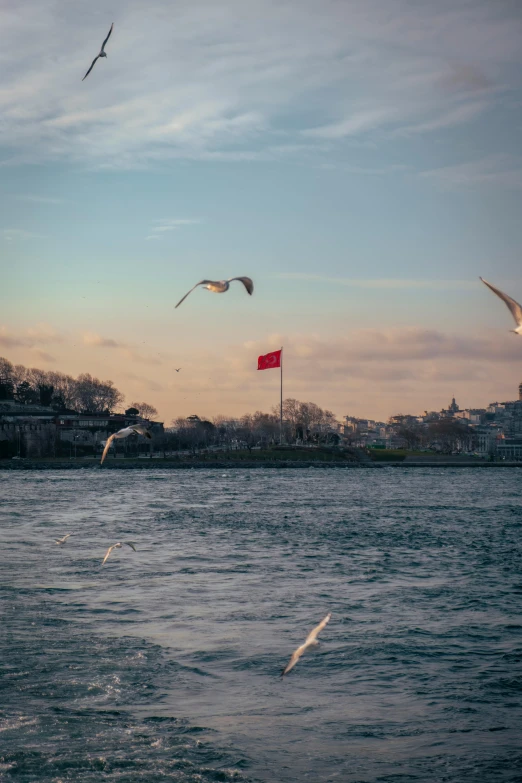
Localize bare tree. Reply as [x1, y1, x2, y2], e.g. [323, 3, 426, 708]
[26, 367, 48, 387]
[273, 399, 338, 443]
[0, 357, 15, 401]
[74, 373, 124, 413]
[427, 419, 471, 453]
[129, 401, 158, 420]
[250, 411, 279, 445]
[0, 359, 126, 414]
[47, 371, 78, 410]
[396, 423, 425, 450]
[0, 357, 14, 380]
[11, 365, 28, 387]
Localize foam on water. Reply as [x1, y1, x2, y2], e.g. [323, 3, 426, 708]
[1, 467, 522, 782]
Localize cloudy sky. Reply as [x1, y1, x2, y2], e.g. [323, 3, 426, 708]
[1, 0, 522, 423]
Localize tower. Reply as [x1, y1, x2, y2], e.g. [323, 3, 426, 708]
[448, 397, 459, 413]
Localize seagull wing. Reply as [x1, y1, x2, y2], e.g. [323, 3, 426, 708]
[100, 434, 115, 465]
[281, 643, 306, 677]
[101, 22, 114, 52]
[102, 545, 116, 565]
[131, 424, 152, 439]
[305, 612, 332, 645]
[82, 55, 100, 81]
[124, 542, 137, 552]
[480, 277, 522, 327]
[175, 281, 212, 309]
[229, 276, 254, 295]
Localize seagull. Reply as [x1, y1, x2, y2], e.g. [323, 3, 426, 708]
[281, 612, 331, 677]
[55, 534, 72, 545]
[82, 23, 114, 81]
[101, 541, 137, 565]
[174, 368, 182, 372]
[100, 424, 152, 465]
[175, 277, 254, 308]
[480, 277, 522, 335]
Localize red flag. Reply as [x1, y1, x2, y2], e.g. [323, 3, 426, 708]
[257, 349, 281, 370]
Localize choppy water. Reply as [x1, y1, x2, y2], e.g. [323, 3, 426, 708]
[1, 467, 521, 782]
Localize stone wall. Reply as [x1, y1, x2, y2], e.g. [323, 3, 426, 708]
[0, 420, 57, 458]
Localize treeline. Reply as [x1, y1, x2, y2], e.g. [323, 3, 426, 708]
[389, 416, 473, 453]
[0, 354, 337, 443]
[166, 399, 339, 451]
[0, 356, 123, 414]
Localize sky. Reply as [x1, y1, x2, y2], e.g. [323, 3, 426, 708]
[1, 0, 522, 424]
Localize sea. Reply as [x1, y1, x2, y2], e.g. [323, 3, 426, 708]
[1, 467, 521, 783]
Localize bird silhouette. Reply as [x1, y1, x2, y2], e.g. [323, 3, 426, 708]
[175, 277, 253, 308]
[82, 23, 114, 81]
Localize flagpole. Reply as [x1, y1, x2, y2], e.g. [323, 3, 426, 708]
[280, 346, 283, 445]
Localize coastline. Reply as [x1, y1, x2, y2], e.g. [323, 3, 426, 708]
[1, 459, 522, 470]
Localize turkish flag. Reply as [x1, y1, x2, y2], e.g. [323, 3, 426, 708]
[257, 349, 282, 370]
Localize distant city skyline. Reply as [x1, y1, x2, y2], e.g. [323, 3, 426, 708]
[2, 353, 522, 430]
[1, 0, 522, 423]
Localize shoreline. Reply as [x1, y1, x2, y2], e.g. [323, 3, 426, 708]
[1, 459, 521, 470]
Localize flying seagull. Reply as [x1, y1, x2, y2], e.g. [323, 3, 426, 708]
[82, 23, 114, 81]
[174, 368, 182, 372]
[55, 533, 72, 545]
[281, 612, 331, 677]
[100, 424, 152, 465]
[101, 541, 137, 565]
[480, 277, 522, 335]
[175, 277, 254, 308]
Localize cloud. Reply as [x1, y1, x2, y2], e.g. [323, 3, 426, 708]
[123, 324, 520, 422]
[0, 323, 63, 348]
[0, 327, 26, 348]
[421, 154, 522, 190]
[16, 194, 63, 204]
[237, 330, 522, 378]
[399, 100, 489, 135]
[122, 349, 162, 366]
[0, 0, 520, 167]
[233, 327, 522, 403]
[26, 323, 64, 344]
[438, 64, 492, 93]
[302, 109, 396, 139]
[318, 162, 409, 175]
[2, 228, 46, 241]
[31, 349, 56, 363]
[146, 217, 201, 240]
[82, 332, 122, 348]
[82, 331, 162, 365]
[302, 99, 490, 141]
[276, 273, 477, 290]
[122, 372, 164, 392]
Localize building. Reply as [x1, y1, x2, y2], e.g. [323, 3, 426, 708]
[0, 418, 56, 459]
[454, 408, 485, 425]
[0, 401, 163, 459]
[495, 436, 522, 461]
[439, 397, 460, 418]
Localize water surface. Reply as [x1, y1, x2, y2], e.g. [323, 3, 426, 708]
[1, 468, 521, 781]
